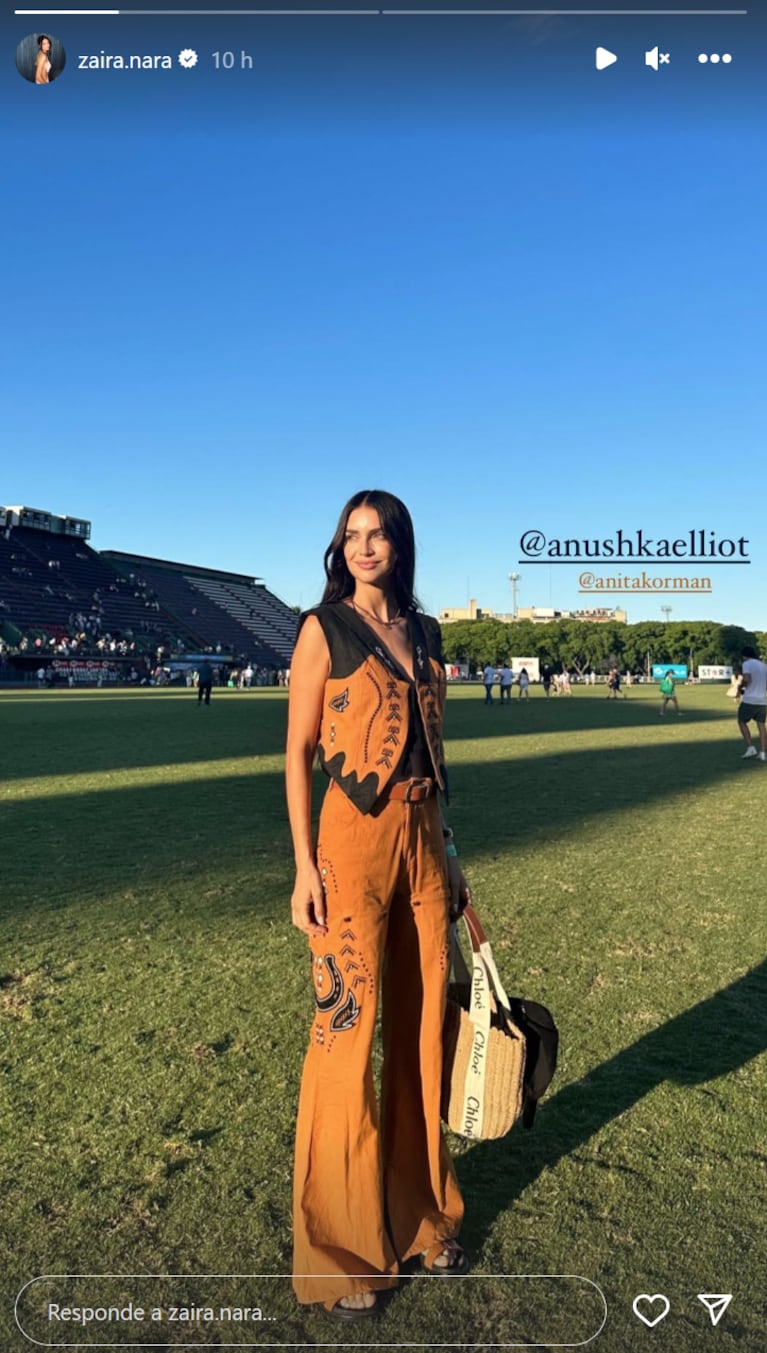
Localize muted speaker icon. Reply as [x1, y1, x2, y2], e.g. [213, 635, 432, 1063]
[645, 46, 670, 69]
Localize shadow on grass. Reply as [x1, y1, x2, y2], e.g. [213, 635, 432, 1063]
[0, 690, 289, 780]
[458, 958, 767, 1257]
[2, 734, 757, 915]
[1, 689, 735, 782]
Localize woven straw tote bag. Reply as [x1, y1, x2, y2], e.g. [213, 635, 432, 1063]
[441, 904, 526, 1140]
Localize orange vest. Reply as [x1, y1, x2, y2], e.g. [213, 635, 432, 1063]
[301, 604, 448, 814]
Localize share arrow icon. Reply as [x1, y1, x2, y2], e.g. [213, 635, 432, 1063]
[697, 1294, 733, 1327]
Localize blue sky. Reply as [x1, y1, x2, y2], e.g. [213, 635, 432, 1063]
[4, 5, 763, 626]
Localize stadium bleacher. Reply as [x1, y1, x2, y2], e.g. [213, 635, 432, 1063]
[0, 506, 298, 673]
[102, 552, 296, 666]
[0, 526, 160, 635]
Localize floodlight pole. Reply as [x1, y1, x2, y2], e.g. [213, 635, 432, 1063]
[508, 572, 520, 619]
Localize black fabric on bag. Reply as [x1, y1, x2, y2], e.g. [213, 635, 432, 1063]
[508, 997, 559, 1129]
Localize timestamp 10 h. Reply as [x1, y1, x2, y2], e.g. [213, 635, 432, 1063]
[212, 50, 255, 70]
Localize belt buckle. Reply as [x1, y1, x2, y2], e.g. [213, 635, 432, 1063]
[404, 778, 430, 803]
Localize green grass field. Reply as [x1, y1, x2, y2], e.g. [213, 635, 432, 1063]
[1, 684, 765, 1352]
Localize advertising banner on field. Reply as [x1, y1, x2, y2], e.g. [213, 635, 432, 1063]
[511, 657, 540, 681]
[51, 660, 118, 682]
[698, 665, 733, 681]
[652, 664, 688, 681]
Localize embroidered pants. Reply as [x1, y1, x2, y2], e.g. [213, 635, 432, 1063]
[292, 780, 464, 1307]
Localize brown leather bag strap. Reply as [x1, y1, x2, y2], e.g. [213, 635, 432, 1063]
[458, 902, 514, 1013]
[462, 902, 489, 951]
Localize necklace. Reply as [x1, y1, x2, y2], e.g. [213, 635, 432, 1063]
[352, 598, 404, 629]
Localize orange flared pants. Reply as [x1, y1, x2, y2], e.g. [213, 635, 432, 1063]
[292, 779, 464, 1307]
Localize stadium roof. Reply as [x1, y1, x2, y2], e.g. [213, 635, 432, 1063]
[100, 550, 264, 587]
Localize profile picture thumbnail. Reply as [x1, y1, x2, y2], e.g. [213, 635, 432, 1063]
[16, 31, 66, 84]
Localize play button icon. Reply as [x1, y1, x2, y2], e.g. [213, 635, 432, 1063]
[596, 47, 618, 70]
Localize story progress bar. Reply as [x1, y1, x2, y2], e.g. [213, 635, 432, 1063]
[12, 8, 751, 15]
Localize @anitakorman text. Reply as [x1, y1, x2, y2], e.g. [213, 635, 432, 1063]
[578, 572, 712, 593]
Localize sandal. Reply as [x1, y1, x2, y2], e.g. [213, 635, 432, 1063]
[323, 1293, 379, 1321]
[420, 1239, 470, 1276]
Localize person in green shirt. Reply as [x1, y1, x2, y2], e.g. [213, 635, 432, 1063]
[659, 670, 681, 716]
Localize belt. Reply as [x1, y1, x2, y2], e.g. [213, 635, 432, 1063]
[387, 777, 437, 803]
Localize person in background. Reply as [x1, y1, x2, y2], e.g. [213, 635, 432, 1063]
[607, 668, 624, 700]
[737, 645, 767, 761]
[483, 662, 496, 705]
[197, 659, 214, 705]
[659, 669, 681, 716]
[726, 666, 742, 703]
[518, 668, 530, 700]
[499, 663, 513, 704]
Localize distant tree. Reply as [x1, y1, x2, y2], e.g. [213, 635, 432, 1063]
[623, 621, 666, 675]
[557, 621, 594, 676]
[441, 618, 509, 668]
[720, 624, 758, 663]
[531, 623, 561, 667]
[506, 620, 539, 660]
[686, 621, 728, 667]
[439, 620, 474, 664]
[665, 622, 700, 666]
[438, 618, 762, 675]
[582, 622, 624, 673]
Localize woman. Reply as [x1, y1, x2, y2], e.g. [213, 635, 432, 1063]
[659, 669, 681, 716]
[286, 490, 471, 1319]
[35, 34, 52, 83]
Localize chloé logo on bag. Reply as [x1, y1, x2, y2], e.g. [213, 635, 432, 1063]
[329, 689, 350, 713]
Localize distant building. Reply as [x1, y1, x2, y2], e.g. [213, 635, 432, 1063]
[514, 606, 628, 625]
[439, 599, 496, 623]
[1, 504, 90, 538]
[439, 600, 627, 625]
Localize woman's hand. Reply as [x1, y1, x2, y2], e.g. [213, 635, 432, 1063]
[446, 854, 472, 921]
[291, 864, 329, 938]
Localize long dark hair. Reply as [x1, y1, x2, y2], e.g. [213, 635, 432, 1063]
[322, 489, 420, 612]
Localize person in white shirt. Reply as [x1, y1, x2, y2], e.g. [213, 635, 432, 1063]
[483, 663, 496, 705]
[737, 645, 767, 761]
[499, 665, 513, 704]
[517, 668, 530, 700]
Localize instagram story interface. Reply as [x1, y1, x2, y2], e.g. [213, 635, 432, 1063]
[3, 1, 765, 1350]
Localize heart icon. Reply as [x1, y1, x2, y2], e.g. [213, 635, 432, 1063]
[633, 1294, 670, 1328]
